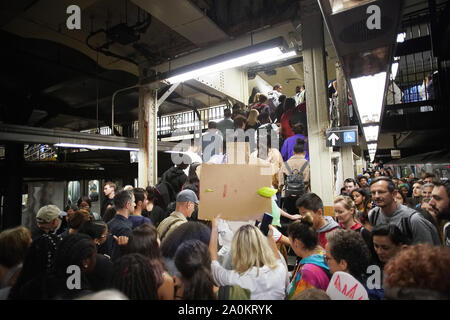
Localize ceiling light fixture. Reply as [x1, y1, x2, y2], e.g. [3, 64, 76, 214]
[317, 0, 403, 163]
[166, 48, 282, 84]
[257, 50, 297, 64]
[164, 37, 288, 84]
[367, 143, 378, 152]
[350, 71, 387, 125]
[363, 125, 380, 143]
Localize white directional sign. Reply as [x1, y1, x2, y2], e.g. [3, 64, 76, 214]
[326, 126, 359, 147]
[328, 133, 340, 146]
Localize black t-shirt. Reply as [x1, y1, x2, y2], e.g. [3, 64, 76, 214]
[107, 215, 132, 261]
[143, 205, 168, 228]
[101, 197, 114, 218]
[86, 254, 113, 291]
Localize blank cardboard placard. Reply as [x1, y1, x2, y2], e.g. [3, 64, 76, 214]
[198, 163, 272, 221]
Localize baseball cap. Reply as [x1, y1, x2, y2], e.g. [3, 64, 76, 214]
[176, 189, 199, 204]
[36, 205, 61, 224]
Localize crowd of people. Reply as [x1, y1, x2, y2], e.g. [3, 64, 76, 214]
[0, 83, 449, 301]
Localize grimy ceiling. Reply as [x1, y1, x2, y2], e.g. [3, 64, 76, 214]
[1, 0, 449, 160]
[0, 0, 318, 132]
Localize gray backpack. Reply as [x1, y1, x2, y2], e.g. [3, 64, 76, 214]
[284, 161, 308, 198]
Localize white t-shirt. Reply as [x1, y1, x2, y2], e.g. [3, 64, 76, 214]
[211, 259, 287, 300]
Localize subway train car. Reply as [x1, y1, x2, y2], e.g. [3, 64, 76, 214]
[384, 149, 450, 181]
[0, 145, 178, 233]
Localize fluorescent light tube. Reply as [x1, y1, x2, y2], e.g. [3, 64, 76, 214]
[367, 143, 377, 152]
[363, 125, 379, 142]
[350, 72, 387, 124]
[166, 47, 283, 84]
[54, 143, 139, 152]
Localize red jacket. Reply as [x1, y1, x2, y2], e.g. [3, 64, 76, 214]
[318, 226, 339, 248]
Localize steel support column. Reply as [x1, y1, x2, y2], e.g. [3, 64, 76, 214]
[301, 0, 335, 216]
[336, 62, 355, 180]
[138, 84, 158, 188]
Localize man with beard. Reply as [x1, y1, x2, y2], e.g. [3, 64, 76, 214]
[368, 177, 440, 245]
[429, 181, 450, 246]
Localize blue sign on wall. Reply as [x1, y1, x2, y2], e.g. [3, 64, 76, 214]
[326, 126, 359, 147]
[343, 131, 356, 143]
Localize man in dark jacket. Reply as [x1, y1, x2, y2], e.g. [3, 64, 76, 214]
[157, 164, 188, 210]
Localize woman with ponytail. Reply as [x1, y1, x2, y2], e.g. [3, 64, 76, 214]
[286, 216, 331, 299]
[174, 240, 216, 300]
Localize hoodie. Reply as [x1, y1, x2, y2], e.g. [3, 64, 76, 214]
[317, 216, 340, 248]
[286, 252, 331, 299]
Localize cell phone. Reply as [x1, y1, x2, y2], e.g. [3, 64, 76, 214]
[259, 212, 273, 236]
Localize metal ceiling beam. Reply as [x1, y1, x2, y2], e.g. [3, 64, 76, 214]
[247, 56, 304, 75]
[181, 82, 224, 101]
[141, 21, 296, 82]
[157, 82, 180, 108]
[0, 124, 138, 150]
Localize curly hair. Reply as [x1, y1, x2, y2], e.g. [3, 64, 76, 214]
[384, 244, 450, 294]
[326, 229, 370, 277]
[111, 253, 164, 300]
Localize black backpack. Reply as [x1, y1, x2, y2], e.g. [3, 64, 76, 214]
[284, 161, 308, 198]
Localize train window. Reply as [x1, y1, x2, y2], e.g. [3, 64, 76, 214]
[22, 194, 28, 207]
[88, 180, 100, 202]
[67, 181, 81, 205]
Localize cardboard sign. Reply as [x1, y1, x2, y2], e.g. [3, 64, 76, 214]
[326, 271, 369, 300]
[198, 163, 272, 221]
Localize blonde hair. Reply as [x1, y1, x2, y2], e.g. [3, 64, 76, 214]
[231, 224, 278, 275]
[247, 109, 259, 126]
[333, 195, 357, 219]
[253, 93, 261, 103]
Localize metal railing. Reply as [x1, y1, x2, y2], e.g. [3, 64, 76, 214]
[385, 5, 447, 116]
[79, 105, 227, 139]
[24, 144, 56, 161]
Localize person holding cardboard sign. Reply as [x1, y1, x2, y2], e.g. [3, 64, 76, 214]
[209, 215, 288, 300]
